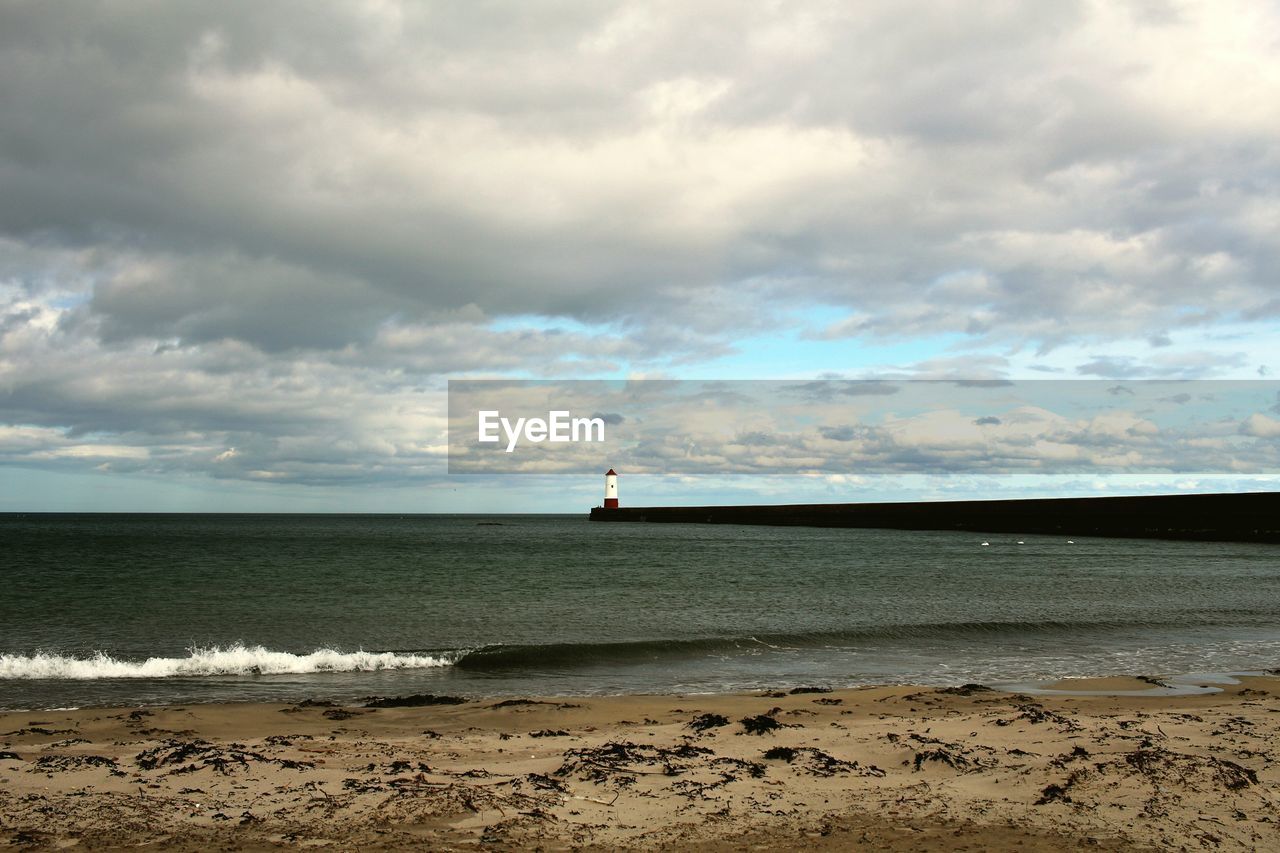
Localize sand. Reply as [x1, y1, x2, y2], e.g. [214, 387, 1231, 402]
[2, 675, 1278, 850]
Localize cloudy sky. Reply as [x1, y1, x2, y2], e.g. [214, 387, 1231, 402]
[2, 0, 1278, 511]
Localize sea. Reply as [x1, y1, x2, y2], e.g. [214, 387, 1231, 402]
[2, 513, 1278, 710]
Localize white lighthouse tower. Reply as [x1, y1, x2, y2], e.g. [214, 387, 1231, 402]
[603, 468, 619, 509]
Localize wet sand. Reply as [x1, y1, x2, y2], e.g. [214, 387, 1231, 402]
[2, 675, 1278, 850]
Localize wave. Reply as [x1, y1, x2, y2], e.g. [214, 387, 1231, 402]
[4, 612, 1269, 680]
[0, 644, 458, 680]
[452, 616, 1249, 672]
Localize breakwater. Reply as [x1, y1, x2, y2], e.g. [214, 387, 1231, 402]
[589, 491, 1280, 542]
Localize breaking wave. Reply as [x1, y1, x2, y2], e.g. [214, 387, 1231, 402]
[0, 644, 459, 680]
[4, 611, 1272, 680]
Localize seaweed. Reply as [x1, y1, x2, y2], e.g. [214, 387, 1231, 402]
[762, 746, 882, 777]
[687, 713, 730, 732]
[1125, 747, 1257, 790]
[322, 708, 362, 720]
[1050, 745, 1091, 767]
[740, 714, 783, 735]
[385, 760, 431, 774]
[556, 741, 713, 784]
[488, 699, 581, 710]
[1036, 783, 1071, 805]
[364, 694, 468, 708]
[135, 739, 314, 775]
[30, 754, 124, 776]
[2, 727, 73, 737]
[938, 683, 993, 696]
[906, 733, 996, 773]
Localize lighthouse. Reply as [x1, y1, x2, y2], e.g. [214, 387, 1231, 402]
[603, 468, 619, 509]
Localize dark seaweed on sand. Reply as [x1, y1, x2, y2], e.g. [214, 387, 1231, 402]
[364, 694, 468, 708]
[556, 741, 713, 783]
[762, 746, 883, 777]
[31, 754, 125, 776]
[687, 713, 730, 732]
[938, 683, 993, 696]
[488, 699, 581, 710]
[740, 714, 783, 735]
[322, 708, 363, 720]
[136, 739, 313, 774]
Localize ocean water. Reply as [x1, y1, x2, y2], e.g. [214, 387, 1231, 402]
[2, 513, 1278, 710]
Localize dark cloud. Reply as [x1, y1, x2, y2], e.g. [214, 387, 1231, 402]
[3, 1, 1278, 351]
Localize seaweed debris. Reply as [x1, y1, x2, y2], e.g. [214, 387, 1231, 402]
[763, 746, 884, 778]
[938, 684, 993, 696]
[740, 714, 783, 735]
[30, 755, 125, 776]
[135, 739, 314, 775]
[364, 694, 468, 708]
[688, 713, 730, 732]
[556, 741, 713, 784]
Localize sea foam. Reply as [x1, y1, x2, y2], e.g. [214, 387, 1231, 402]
[0, 644, 457, 679]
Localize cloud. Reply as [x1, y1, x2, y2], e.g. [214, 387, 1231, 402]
[818, 425, 863, 441]
[1240, 413, 1280, 439]
[4, 2, 1280, 346]
[2, 1, 1280, 490]
[782, 380, 900, 401]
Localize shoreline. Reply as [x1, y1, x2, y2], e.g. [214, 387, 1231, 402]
[3, 675, 1277, 850]
[3, 667, 1267, 715]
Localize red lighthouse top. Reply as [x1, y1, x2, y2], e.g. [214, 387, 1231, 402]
[606, 468, 617, 476]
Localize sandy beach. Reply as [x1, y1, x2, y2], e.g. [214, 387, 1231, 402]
[0, 675, 1276, 850]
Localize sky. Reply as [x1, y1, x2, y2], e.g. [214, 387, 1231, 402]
[1, 0, 1279, 512]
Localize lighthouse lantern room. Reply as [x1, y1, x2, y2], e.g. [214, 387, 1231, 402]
[604, 468, 619, 509]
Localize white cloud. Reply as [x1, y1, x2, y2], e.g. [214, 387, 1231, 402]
[1241, 413, 1280, 438]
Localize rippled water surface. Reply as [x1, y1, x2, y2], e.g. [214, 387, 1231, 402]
[2, 513, 1278, 708]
